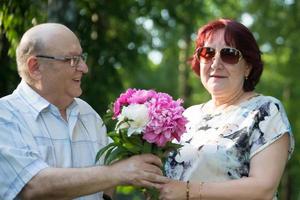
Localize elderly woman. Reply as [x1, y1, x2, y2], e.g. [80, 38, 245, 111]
[159, 19, 294, 200]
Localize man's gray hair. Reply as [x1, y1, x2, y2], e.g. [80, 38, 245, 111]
[16, 34, 45, 83]
[16, 23, 76, 83]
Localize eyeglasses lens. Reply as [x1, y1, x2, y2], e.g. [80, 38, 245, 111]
[220, 48, 240, 64]
[71, 57, 79, 66]
[197, 47, 215, 63]
[197, 47, 241, 64]
[70, 54, 88, 67]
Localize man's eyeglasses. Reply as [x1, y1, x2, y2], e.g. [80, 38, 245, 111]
[36, 53, 88, 67]
[195, 47, 242, 65]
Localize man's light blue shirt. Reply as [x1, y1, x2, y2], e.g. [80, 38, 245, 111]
[0, 80, 108, 200]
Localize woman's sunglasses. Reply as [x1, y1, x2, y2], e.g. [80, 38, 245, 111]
[195, 47, 243, 64]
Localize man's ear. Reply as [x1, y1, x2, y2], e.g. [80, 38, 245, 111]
[27, 56, 42, 80]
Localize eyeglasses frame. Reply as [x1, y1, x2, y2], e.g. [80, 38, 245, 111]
[195, 47, 243, 64]
[36, 53, 88, 68]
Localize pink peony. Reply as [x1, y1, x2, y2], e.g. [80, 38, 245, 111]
[143, 92, 187, 147]
[113, 89, 156, 118]
[127, 89, 156, 104]
[113, 88, 187, 147]
[113, 88, 137, 117]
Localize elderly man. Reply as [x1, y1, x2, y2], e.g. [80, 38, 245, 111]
[0, 23, 167, 200]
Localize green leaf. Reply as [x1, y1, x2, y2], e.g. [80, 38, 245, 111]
[127, 135, 143, 147]
[104, 145, 117, 164]
[105, 146, 130, 165]
[164, 142, 183, 149]
[107, 130, 118, 137]
[152, 147, 164, 157]
[119, 129, 130, 143]
[122, 142, 141, 154]
[103, 103, 114, 125]
[95, 143, 117, 163]
[107, 131, 121, 143]
[142, 141, 152, 154]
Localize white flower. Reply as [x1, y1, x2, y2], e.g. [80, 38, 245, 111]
[116, 104, 150, 136]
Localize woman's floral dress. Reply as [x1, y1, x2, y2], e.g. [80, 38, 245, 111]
[165, 95, 294, 199]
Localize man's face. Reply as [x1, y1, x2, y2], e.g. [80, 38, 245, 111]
[38, 30, 88, 105]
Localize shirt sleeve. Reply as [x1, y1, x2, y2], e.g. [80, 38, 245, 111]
[0, 111, 48, 200]
[249, 99, 294, 159]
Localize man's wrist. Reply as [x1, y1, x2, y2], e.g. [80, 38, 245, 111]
[99, 165, 123, 186]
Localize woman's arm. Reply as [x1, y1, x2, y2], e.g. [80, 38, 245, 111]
[159, 133, 290, 200]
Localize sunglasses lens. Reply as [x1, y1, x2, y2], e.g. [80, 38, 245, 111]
[220, 48, 241, 64]
[197, 47, 215, 63]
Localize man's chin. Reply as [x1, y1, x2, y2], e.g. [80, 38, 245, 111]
[72, 89, 83, 98]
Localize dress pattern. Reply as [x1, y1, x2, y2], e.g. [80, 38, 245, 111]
[165, 95, 294, 198]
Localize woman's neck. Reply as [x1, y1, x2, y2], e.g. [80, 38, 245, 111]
[210, 90, 255, 111]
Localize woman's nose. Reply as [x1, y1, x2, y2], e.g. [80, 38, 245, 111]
[210, 53, 223, 70]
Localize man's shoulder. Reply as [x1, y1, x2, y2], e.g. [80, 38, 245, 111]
[74, 98, 93, 109]
[74, 98, 99, 115]
[0, 94, 17, 122]
[74, 98, 106, 128]
[0, 92, 14, 102]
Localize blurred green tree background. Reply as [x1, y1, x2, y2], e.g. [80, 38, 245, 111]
[1, 0, 299, 199]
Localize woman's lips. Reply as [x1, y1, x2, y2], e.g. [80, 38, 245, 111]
[209, 75, 226, 78]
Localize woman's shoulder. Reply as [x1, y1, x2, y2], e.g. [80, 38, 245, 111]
[254, 94, 281, 102]
[244, 94, 284, 110]
[183, 103, 206, 119]
[244, 94, 290, 127]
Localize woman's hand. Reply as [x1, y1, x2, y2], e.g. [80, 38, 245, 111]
[158, 180, 186, 200]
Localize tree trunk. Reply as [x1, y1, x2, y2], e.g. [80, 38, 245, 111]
[178, 35, 191, 102]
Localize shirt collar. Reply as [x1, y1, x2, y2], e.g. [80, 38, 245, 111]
[66, 99, 79, 117]
[14, 80, 51, 120]
[14, 80, 80, 120]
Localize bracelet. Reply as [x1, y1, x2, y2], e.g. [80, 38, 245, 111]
[186, 180, 190, 200]
[199, 182, 204, 200]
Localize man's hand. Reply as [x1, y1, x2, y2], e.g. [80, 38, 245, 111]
[109, 154, 169, 188]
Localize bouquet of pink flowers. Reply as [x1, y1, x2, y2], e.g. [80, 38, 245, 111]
[96, 88, 187, 163]
[95, 88, 187, 198]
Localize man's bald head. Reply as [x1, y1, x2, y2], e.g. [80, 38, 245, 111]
[16, 23, 79, 83]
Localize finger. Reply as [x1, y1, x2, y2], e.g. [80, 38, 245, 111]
[153, 175, 170, 184]
[143, 173, 170, 184]
[138, 179, 161, 188]
[159, 192, 165, 200]
[140, 154, 163, 167]
[151, 183, 164, 190]
[155, 184, 163, 190]
[143, 164, 164, 175]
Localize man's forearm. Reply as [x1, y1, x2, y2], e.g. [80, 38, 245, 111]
[20, 166, 118, 200]
[19, 154, 168, 199]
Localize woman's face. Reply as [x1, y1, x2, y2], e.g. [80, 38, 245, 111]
[199, 29, 251, 99]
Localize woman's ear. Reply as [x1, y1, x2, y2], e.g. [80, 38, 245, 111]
[27, 56, 42, 81]
[245, 64, 252, 77]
